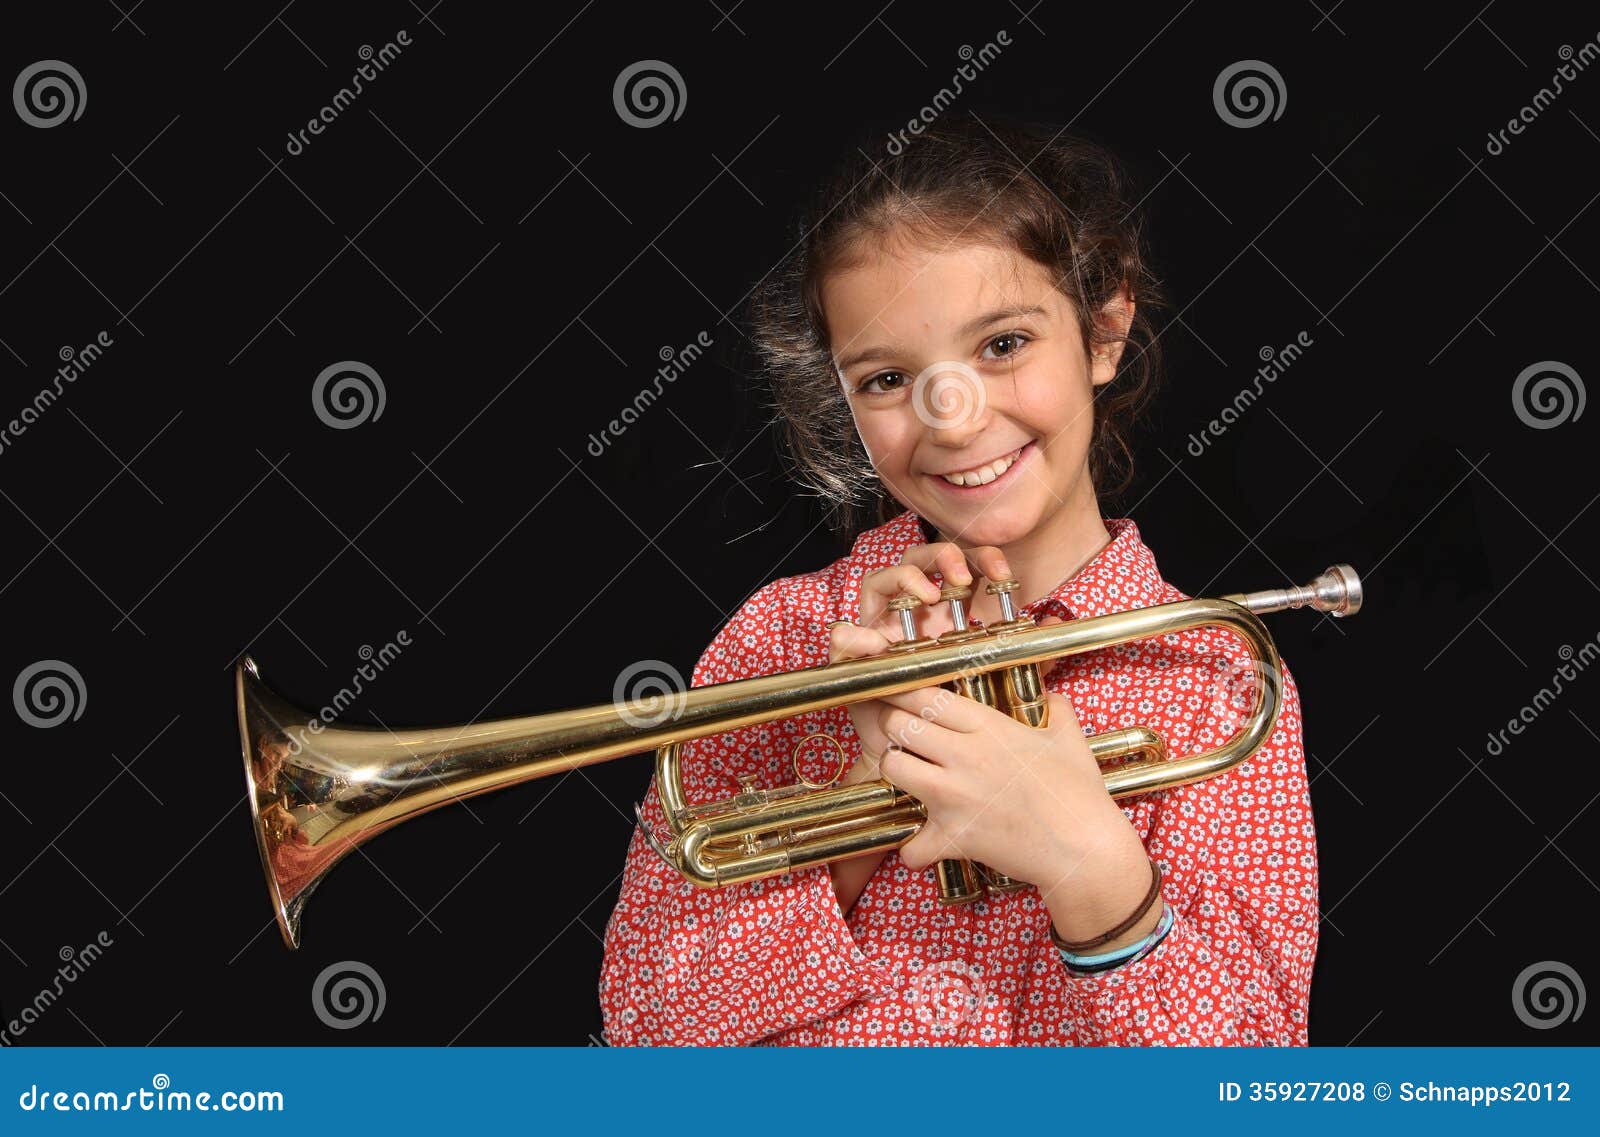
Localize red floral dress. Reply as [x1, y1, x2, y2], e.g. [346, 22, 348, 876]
[599, 512, 1318, 1045]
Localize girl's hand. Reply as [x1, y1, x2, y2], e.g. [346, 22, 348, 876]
[822, 612, 891, 919]
[854, 541, 1013, 635]
[872, 678, 1135, 893]
[829, 541, 1013, 767]
[823, 541, 1007, 914]
[823, 620, 890, 914]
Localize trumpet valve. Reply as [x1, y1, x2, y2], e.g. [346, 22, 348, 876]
[985, 578, 1021, 623]
[934, 857, 985, 905]
[886, 593, 936, 651]
[938, 581, 973, 631]
[937, 585, 991, 647]
[983, 578, 1036, 634]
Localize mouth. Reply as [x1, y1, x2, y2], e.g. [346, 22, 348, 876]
[926, 441, 1034, 495]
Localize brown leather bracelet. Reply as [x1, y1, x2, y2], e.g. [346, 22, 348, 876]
[1049, 857, 1163, 952]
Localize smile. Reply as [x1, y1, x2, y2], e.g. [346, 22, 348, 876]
[930, 443, 1032, 490]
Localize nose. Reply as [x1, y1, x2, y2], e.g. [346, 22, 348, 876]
[914, 362, 991, 447]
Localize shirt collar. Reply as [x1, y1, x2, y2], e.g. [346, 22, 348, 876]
[857, 511, 1169, 621]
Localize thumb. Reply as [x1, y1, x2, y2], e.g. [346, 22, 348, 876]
[829, 621, 890, 664]
[897, 825, 952, 873]
[1044, 690, 1082, 734]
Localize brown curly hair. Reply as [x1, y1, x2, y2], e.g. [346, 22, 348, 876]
[747, 115, 1165, 536]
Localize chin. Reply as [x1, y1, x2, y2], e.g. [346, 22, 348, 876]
[916, 499, 1042, 551]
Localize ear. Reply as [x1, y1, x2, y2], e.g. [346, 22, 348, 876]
[1088, 289, 1136, 388]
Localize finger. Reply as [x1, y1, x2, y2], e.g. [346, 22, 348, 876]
[828, 622, 891, 664]
[897, 826, 955, 872]
[877, 705, 965, 763]
[896, 543, 975, 588]
[880, 744, 943, 800]
[857, 564, 942, 625]
[962, 545, 1013, 584]
[876, 685, 995, 733]
[1043, 690, 1082, 734]
[840, 742, 886, 786]
[850, 707, 893, 759]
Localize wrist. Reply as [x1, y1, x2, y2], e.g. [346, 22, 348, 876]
[1052, 881, 1165, 955]
[1057, 901, 1173, 973]
[1041, 816, 1160, 953]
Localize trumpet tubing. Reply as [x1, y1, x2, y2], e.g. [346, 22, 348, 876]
[238, 565, 1361, 949]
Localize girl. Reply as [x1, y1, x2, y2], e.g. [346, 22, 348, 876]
[598, 117, 1317, 1046]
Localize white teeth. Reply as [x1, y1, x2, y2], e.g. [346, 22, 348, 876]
[940, 448, 1020, 487]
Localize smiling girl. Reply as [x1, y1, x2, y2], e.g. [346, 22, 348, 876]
[599, 118, 1319, 1046]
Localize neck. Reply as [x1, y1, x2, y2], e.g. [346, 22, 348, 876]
[933, 473, 1111, 623]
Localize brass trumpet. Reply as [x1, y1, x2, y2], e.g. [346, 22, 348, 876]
[237, 565, 1361, 949]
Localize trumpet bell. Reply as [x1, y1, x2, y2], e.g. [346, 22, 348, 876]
[239, 656, 372, 950]
[238, 657, 313, 949]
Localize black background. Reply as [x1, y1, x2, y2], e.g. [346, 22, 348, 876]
[2, 1, 1596, 1046]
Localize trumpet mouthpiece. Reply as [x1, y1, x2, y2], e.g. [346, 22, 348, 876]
[1219, 564, 1363, 618]
[1309, 564, 1362, 617]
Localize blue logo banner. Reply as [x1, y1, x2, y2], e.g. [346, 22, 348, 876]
[3, 1046, 1594, 1133]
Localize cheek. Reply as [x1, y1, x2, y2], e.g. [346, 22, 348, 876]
[852, 408, 915, 470]
[1012, 356, 1096, 441]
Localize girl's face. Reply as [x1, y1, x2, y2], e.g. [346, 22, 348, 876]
[823, 234, 1126, 549]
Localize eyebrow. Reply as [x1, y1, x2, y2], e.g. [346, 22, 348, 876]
[834, 304, 1050, 373]
[957, 303, 1049, 338]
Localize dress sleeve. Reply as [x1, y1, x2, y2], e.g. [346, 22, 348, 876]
[1058, 659, 1319, 1046]
[597, 578, 893, 1046]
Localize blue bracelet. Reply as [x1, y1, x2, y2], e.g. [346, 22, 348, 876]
[1058, 901, 1174, 972]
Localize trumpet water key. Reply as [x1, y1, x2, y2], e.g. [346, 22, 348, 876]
[238, 565, 1362, 948]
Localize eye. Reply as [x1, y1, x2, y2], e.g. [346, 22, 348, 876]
[981, 331, 1030, 361]
[859, 370, 910, 394]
